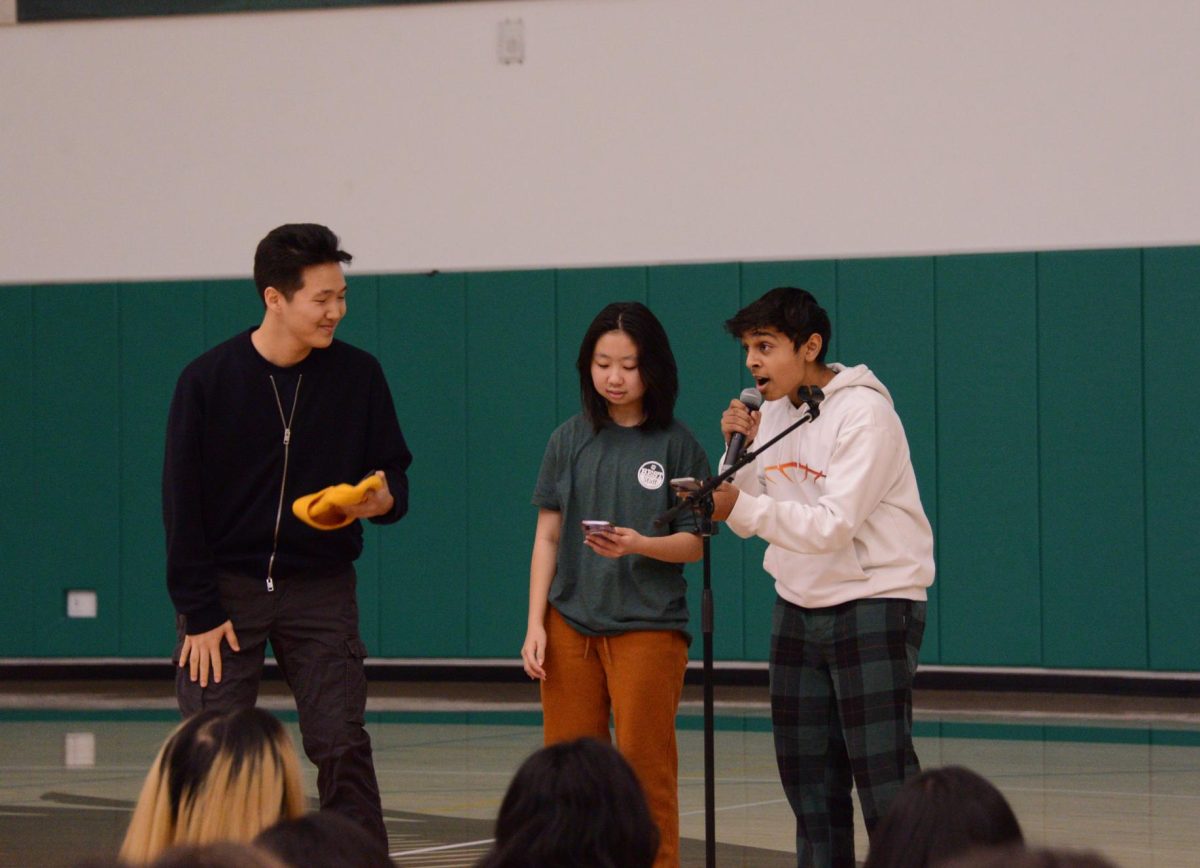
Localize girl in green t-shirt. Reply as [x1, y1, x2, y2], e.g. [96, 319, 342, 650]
[522, 301, 710, 868]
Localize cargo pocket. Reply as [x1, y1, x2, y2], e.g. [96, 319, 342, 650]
[345, 637, 369, 726]
[905, 602, 927, 675]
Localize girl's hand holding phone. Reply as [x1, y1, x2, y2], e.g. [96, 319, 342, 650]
[583, 525, 643, 559]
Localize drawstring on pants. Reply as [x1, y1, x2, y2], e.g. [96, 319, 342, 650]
[582, 635, 614, 665]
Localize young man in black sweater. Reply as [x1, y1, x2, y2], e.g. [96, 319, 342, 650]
[163, 224, 412, 846]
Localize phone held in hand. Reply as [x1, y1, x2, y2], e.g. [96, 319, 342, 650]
[670, 477, 701, 494]
[581, 520, 615, 535]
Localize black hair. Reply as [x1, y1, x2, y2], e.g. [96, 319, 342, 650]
[147, 842, 284, 868]
[253, 223, 352, 305]
[724, 286, 831, 363]
[862, 766, 1024, 868]
[164, 709, 290, 818]
[477, 738, 659, 868]
[256, 811, 393, 868]
[937, 845, 1120, 868]
[575, 301, 678, 432]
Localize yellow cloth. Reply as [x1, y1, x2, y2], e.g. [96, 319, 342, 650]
[292, 475, 383, 531]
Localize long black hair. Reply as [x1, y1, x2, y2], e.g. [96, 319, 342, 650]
[576, 301, 678, 431]
[477, 738, 659, 868]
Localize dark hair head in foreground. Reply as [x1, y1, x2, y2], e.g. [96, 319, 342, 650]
[119, 708, 306, 865]
[255, 810, 393, 868]
[863, 765, 1024, 868]
[146, 842, 287, 868]
[477, 737, 659, 868]
[936, 844, 1121, 868]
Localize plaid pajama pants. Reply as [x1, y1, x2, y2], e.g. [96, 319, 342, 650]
[769, 596, 926, 868]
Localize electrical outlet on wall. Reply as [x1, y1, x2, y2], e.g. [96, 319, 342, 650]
[65, 589, 98, 618]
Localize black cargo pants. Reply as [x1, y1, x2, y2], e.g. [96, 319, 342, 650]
[174, 565, 386, 847]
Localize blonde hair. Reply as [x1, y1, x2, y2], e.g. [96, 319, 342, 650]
[120, 708, 306, 865]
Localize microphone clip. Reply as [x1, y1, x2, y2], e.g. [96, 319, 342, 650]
[795, 385, 824, 420]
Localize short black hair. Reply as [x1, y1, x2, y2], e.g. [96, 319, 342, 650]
[478, 738, 659, 868]
[253, 223, 352, 305]
[862, 766, 1024, 868]
[724, 286, 831, 363]
[256, 811, 392, 868]
[576, 301, 679, 432]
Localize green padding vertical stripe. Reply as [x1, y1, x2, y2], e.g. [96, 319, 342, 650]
[31, 285, 121, 654]
[1142, 248, 1200, 671]
[0, 288, 36, 656]
[1038, 250, 1146, 668]
[465, 270, 557, 657]
[935, 254, 1040, 665]
[377, 272, 469, 657]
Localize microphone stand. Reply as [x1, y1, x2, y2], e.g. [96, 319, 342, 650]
[654, 386, 824, 868]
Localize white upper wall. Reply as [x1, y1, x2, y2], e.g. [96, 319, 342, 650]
[2, 0, 1198, 283]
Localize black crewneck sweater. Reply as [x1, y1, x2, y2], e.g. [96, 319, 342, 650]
[163, 329, 412, 634]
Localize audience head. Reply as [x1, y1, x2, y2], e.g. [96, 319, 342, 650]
[477, 737, 659, 868]
[863, 765, 1023, 868]
[119, 708, 306, 865]
[255, 810, 393, 868]
[148, 842, 287, 868]
[936, 845, 1120, 868]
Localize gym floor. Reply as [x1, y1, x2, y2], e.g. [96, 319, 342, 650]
[2, 680, 1198, 867]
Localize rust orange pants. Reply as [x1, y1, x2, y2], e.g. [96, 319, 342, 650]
[540, 606, 689, 868]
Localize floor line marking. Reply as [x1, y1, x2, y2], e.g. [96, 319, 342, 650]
[680, 797, 789, 817]
[390, 838, 495, 857]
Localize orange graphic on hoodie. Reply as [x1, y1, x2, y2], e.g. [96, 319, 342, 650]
[764, 461, 826, 484]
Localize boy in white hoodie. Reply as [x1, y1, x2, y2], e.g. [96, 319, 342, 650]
[711, 287, 934, 868]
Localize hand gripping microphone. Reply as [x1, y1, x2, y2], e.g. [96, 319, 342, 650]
[720, 387, 764, 473]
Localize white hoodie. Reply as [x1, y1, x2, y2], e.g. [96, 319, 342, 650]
[726, 363, 934, 608]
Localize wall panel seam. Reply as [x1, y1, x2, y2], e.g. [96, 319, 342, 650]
[1034, 253, 1045, 667]
[1139, 249, 1151, 668]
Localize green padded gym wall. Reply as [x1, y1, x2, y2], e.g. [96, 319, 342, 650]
[2, 245, 1197, 671]
[1038, 250, 1146, 668]
[934, 254, 1040, 665]
[1143, 247, 1200, 671]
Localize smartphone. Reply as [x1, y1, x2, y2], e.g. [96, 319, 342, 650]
[670, 477, 701, 493]
[581, 520, 615, 535]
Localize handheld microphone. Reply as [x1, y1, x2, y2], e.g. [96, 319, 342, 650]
[720, 387, 764, 472]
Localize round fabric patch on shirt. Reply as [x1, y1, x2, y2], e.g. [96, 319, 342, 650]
[637, 461, 666, 490]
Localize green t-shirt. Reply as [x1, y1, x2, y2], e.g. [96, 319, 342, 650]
[532, 414, 711, 638]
